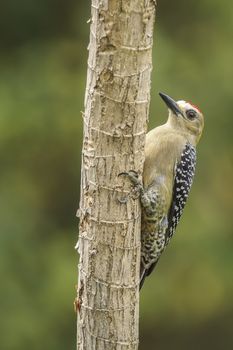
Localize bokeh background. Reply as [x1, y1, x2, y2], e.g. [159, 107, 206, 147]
[0, 1, 232, 349]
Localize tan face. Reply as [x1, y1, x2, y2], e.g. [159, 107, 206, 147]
[175, 100, 204, 144]
[159, 92, 204, 145]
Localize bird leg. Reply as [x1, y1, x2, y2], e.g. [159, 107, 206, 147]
[118, 171, 160, 218]
[118, 170, 143, 203]
[118, 170, 154, 208]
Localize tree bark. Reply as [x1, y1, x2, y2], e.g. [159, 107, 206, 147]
[76, 1, 156, 349]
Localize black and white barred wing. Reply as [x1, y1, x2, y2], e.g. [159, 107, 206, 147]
[165, 143, 196, 243]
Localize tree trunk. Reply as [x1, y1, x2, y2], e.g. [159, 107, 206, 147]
[76, 1, 156, 349]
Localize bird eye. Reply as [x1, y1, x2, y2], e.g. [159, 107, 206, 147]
[186, 109, 197, 120]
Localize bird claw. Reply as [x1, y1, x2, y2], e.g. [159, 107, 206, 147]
[118, 170, 141, 186]
[117, 196, 129, 204]
[118, 170, 143, 203]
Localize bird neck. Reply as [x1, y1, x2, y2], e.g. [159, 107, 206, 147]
[167, 116, 197, 146]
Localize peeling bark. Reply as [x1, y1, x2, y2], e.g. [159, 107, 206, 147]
[76, 1, 156, 349]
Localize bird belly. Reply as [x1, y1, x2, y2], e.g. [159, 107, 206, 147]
[140, 185, 169, 270]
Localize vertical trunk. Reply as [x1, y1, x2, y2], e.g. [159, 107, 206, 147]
[77, 1, 156, 349]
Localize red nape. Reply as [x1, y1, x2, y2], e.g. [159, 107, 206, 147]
[188, 102, 202, 113]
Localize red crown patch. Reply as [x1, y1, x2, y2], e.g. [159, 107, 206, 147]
[188, 102, 202, 113]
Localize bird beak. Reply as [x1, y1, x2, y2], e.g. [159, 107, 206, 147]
[159, 92, 184, 117]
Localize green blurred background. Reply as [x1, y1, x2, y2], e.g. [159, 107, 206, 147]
[0, 1, 232, 349]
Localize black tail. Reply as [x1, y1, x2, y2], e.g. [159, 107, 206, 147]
[139, 270, 147, 290]
[139, 261, 158, 290]
[139, 262, 147, 290]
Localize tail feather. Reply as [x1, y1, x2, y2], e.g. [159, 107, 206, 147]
[139, 261, 158, 290]
[139, 269, 147, 290]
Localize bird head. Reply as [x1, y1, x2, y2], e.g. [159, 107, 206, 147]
[159, 92, 204, 145]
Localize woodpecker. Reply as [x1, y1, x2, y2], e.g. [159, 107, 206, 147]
[121, 92, 204, 289]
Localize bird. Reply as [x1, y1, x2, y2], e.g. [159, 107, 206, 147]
[120, 92, 204, 289]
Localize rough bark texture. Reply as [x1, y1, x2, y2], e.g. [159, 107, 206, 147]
[77, 1, 156, 349]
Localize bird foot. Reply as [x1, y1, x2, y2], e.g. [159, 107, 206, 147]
[118, 170, 142, 186]
[118, 170, 143, 203]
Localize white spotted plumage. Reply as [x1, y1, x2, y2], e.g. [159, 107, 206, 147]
[166, 143, 196, 243]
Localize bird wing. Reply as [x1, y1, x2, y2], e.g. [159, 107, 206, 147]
[165, 142, 196, 244]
